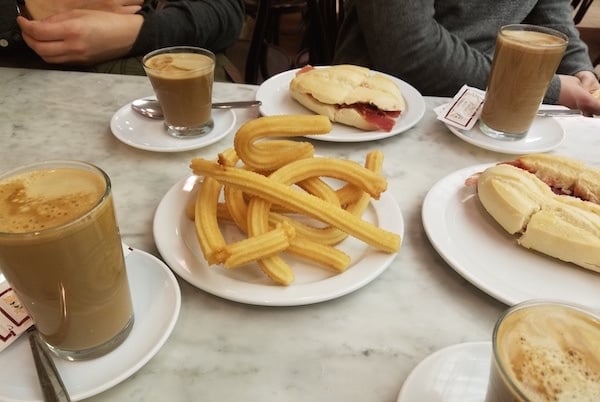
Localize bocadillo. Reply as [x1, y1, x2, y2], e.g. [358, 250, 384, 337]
[289, 65, 405, 132]
[470, 154, 600, 273]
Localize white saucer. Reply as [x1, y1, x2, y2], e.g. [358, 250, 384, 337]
[397, 342, 492, 402]
[110, 101, 236, 152]
[0, 248, 181, 402]
[445, 117, 564, 154]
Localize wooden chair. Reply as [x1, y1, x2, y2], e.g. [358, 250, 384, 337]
[294, 0, 344, 67]
[243, 0, 306, 84]
[572, 0, 595, 24]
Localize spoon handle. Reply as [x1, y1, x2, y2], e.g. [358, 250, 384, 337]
[29, 330, 71, 402]
[212, 100, 261, 109]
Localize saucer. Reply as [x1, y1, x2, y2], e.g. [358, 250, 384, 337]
[110, 101, 236, 152]
[397, 342, 491, 402]
[445, 117, 565, 154]
[0, 248, 181, 401]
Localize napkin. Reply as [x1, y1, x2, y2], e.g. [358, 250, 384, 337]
[0, 280, 33, 352]
[435, 85, 485, 130]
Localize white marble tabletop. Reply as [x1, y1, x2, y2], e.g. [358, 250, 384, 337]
[1, 66, 599, 402]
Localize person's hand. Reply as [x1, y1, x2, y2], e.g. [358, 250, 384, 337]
[557, 73, 600, 116]
[575, 70, 600, 94]
[16, 10, 144, 65]
[24, 0, 143, 19]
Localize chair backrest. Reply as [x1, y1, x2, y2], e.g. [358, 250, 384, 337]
[305, 0, 344, 65]
[572, 0, 594, 24]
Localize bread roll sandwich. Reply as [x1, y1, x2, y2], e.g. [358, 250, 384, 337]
[472, 154, 600, 273]
[289, 65, 405, 132]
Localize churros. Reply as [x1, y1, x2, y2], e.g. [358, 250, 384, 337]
[233, 115, 331, 171]
[188, 115, 402, 285]
[189, 158, 400, 253]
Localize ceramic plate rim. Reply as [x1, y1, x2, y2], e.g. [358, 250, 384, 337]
[396, 341, 491, 402]
[153, 175, 404, 306]
[255, 67, 426, 142]
[0, 248, 181, 402]
[110, 101, 236, 152]
[421, 164, 600, 309]
[445, 117, 565, 154]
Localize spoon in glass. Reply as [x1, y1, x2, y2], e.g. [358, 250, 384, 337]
[131, 97, 261, 119]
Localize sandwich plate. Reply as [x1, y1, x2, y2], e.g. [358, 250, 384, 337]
[422, 164, 600, 310]
[256, 67, 426, 142]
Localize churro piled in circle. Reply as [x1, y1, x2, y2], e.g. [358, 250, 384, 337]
[188, 115, 401, 285]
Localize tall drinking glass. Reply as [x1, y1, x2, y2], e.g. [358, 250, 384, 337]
[0, 161, 134, 361]
[480, 24, 567, 140]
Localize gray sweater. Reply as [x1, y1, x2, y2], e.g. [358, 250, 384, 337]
[333, 0, 594, 104]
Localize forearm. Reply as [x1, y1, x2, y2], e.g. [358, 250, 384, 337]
[130, 0, 244, 56]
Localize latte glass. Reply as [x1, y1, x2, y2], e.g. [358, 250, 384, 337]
[0, 161, 134, 361]
[485, 300, 600, 401]
[143, 46, 216, 138]
[480, 24, 567, 140]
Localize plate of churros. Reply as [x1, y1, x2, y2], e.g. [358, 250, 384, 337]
[255, 67, 426, 142]
[153, 174, 403, 306]
[154, 114, 404, 305]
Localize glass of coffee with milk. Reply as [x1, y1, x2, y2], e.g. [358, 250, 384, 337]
[0, 160, 134, 361]
[143, 46, 216, 138]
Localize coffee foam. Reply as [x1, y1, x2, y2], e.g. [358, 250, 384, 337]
[0, 168, 105, 233]
[502, 30, 566, 48]
[497, 305, 600, 402]
[145, 53, 213, 78]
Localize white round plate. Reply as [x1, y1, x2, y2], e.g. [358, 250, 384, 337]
[445, 117, 564, 154]
[397, 342, 491, 402]
[153, 175, 404, 306]
[422, 164, 600, 309]
[110, 100, 236, 152]
[0, 248, 181, 402]
[255, 67, 426, 142]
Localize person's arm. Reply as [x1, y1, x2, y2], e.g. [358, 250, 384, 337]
[15, 0, 243, 66]
[129, 0, 244, 56]
[17, 10, 143, 64]
[341, 0, 505, 97]
[525, 0, 600, 113]
[24, 0, 143, 19]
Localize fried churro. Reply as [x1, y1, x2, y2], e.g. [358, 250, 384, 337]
[233, 115, 332, 171]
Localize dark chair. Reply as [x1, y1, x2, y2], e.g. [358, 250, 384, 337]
[572, 0, 595, 24]
[243, 0, 306, 84]
[294, 0, 345, 67]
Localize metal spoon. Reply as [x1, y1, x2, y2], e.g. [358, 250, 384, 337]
[131, 97, 261, 119]
[29, 329, 71, 402]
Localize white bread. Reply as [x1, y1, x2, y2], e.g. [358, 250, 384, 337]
[290, 90, 380, 131]
[476, 160, 600, 273]
[477, 164, 553, 234]
[289, 65, 405, 131]
[512, 153, 600, 202]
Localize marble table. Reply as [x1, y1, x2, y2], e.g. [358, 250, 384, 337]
[1, 67, 599, 401]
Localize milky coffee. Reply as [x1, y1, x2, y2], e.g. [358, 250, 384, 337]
[480, 25, 567, 139]
[144, 47, 215, 137]
[0, 161, 133, 360]
[485, 302, 600, 402]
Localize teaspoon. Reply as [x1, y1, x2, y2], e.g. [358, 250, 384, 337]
[131, 97, 261, 120]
